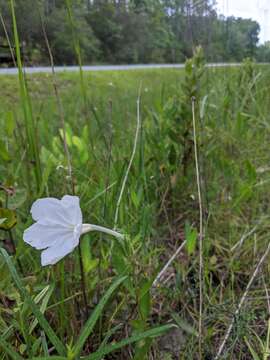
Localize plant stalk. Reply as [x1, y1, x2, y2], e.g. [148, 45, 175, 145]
[82, 224, 123, 239]
[78, 243, 89, 318]
[192, 97, 204, 359]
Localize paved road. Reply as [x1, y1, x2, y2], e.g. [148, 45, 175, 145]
[0, 63, 243, 75]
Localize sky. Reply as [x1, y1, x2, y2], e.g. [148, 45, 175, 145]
[215, 0, 270, 43]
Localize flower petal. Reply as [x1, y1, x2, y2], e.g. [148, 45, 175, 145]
[23, 222, 74, 250]
[30, 195, 82, 227]
[41, 236, 79, 266]
[60, 195, 82, 225]
[31, 198, 70, 226]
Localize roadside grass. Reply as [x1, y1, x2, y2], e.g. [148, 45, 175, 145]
[1, 60, 270, 359]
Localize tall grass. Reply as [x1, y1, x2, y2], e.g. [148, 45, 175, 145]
[64, 0, 88, 116]
[1, 6, 270, 357]
[0, 2, 179, 359]
[9, 0, 42, 193]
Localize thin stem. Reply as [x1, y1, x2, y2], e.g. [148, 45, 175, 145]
[214, 240, 270, 359]
[82, 224, 123, 239]
[114, 84, 142, 228]
[192, 97, 204, 359]
[152, 241, 187, 288]
[4, 194, 23, 274]
[8, 229, 23, 274]
[78, 243, 89, 318]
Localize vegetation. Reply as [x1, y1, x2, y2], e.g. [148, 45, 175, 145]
[1, 36, 270, 358]
[0, 0, 265, 65]
[2, 1, 270, 359]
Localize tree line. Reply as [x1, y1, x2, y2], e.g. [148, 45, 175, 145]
[0, 0, 269, 65]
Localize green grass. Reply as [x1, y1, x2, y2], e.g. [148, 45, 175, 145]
[2, 62, 270, 359]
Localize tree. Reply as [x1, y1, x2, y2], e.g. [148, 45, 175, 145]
[0, 0, 263, 65]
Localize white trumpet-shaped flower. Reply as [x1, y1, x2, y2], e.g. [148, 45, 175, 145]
[23, 195, 123, 266]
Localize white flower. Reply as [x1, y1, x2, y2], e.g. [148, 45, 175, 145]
[23, 195, 123, 266]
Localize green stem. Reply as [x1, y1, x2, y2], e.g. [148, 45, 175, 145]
[78, 243, 89, 318]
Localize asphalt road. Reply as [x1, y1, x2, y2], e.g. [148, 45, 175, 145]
[0, 63, 242, 75]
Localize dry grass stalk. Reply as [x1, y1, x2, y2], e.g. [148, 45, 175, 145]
[192, 97, 204, 359]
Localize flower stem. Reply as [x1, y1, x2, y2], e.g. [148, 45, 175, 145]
[82, 224, 124, 239]
[78, 243, 88, 318]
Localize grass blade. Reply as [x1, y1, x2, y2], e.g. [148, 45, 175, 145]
[9, 0, 42, 192]
[30, 285, 54, 334]
[64, 0, 87, 109]
[72, 276, 127, 358]
[0, 248, 66, 356]
[85, 324, 175, 360]
[244, 337, 261, 360]
[0, 337, 24, 360]
[41, 331, 49, 356]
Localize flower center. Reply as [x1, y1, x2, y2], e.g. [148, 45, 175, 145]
[73, 223, 82, 238]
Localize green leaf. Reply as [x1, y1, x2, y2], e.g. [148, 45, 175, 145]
[0, 248, 66, 356]
[72, 136, 84, 152]
[0, 208, 17, 230]
[72, 136, 88, 163]
[72, 276, 127, 358]
[85, 324, 175, 360]
[185, 222, 197, 255]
